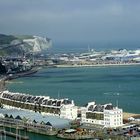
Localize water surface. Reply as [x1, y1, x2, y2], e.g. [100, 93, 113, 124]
[7, 65, 140, 114]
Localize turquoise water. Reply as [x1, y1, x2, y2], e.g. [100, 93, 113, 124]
[3, 128, 59, 140]
[7, 65, 140, 113]
[5, 133, 61, 140]
[3, 133, 61, 140]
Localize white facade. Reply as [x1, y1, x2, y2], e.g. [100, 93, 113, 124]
[60, 104, 78, 120]
[81, 102, 123, 128]
[104, 107, 123, 127]
[0, 91, 78, 120]
[81, 108, 104, 126]
[1, 91, 124, 125]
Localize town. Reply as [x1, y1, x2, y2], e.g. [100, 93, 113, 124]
[1, 49, 140, 139]
[1, 48, 140, 76]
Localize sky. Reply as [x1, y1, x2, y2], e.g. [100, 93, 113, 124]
[0, 0, 140, 47]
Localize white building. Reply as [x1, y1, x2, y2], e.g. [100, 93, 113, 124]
[0, 91, 123, 125]
[60, 101, 78, 120]
[0, 90, 78, 121]
[81, 101, 123, 128]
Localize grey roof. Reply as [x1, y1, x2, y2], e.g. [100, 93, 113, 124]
[0, 108, 70, 128]
[88, 105, 94, 111]
[1, 91, 73, 109]
[105, 104, 113, 110]
[93, 105, 104, 112]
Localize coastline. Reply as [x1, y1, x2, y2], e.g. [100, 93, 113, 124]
[55, 62, 140, 68]
[1, 68, 140, 139]
[2, 65, 140, 120]
[5, 67, 38, 80]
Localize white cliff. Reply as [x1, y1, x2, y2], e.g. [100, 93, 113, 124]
[23, 36, 52, 53]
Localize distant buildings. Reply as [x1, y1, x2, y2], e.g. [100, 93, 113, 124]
[51, 49, 140, 66]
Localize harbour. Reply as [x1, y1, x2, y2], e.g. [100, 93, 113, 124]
[0, 108, 140, 140]
[1, 0, 140, 139]
[7, 65, 140, 114]
[0, 65, 140, 139]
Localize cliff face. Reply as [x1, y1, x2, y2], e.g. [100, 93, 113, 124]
[23, 36, 52, 52]
[0, 34, 52, 56]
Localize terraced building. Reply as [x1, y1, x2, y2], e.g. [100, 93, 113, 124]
[0, 90, 78, 120]
[81, 101, 123, 128]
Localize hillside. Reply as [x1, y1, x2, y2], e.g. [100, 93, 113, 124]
[0, 34, 52, 56]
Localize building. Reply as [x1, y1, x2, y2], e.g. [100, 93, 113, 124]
[0, 90, 77, 120]
[81, 101, 123, 128]
[60, 103, 78, 120]
[0, 91, 123, 127]
[0, 108, 70, 128]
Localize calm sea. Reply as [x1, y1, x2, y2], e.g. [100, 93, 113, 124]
[6, 61, 140, 140]
[7, 65, 140, 113]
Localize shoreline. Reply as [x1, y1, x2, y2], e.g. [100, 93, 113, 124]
[55, 62, 140, 68]
[6, 67, 38, 80]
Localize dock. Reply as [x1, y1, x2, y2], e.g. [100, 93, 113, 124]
[0, 117, 57, 136]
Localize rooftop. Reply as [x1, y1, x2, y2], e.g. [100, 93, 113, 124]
[0, 108, 71, 128]
[1, 90, 73, 108]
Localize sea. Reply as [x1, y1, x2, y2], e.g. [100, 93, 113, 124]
[5, 44, 140, 140]
[7, 65, 140, 114]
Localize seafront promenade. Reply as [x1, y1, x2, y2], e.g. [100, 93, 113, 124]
[56, 62, 140, 68]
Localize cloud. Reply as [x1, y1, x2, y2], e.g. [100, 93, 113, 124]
[0, 0, 140, 44]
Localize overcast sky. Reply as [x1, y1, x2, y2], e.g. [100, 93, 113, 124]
[0, 0, 140, 45]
